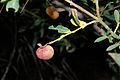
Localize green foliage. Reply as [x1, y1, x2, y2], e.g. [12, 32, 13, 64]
[48, 25, 71, 33]
[104, 11, 115, 21]
[112, 33, 120, 40]
[106, 43, 119, 51]
[94, 29, 112, 43]
[114, 10, 119, 23]
[94, 36, 107, 43]
[109, 53, 120, 67]
[0, 0, 7, 3]
[94, 29, 120, 51]
[6, 0, 19, 12]
[95, 9, 120, 52]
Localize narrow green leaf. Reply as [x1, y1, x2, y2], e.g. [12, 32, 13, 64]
[104, 21, 111, 26]
[56, 25, 71, 33]
[104, 11, 115, 21]
[109, 53, 120, 67]
[106, 43, 119, 51]
[112, 33, 120, 39]
[114, 10, 119, 23]
[48, 25, 71, 33]
[94, 36, 107, 43]
[6, 0, 19, 12]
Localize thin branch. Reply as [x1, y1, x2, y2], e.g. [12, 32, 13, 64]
[105, 5, 120, 12]
[48, 20, 97, 44]
[20, 0, 29, 13]
[100, 2, 113, 15]
[65, 0, 98, 20]
[93, 23, 104, 35]
[0, 4, 5, 13]
[52, 1, 84, 19]
[114, 23, 119, 33]
[65, 0, 113, 34]
[95, 0, 100, 18]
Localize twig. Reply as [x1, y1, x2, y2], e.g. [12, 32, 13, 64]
[65, 0, 98, 20]
[105, 5, 120, 12]
[0, 4, 5, 13]
[100, 2, 113, 15]
[65, 0, 113, 34]
[93, 23, 104, 35]
[52, 1, 71, 16]
[114, 23, 119, 33]
[95, 0, 100, 18]
[52, 1, 84, 19]
[48, 20, 97, 44]
[20, 0, 29, 13]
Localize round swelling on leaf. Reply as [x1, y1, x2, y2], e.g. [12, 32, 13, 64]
[36, 45, 54, 60]
[46, 6, 59, 19]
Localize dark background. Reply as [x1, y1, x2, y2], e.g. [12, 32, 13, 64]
[0, 0, 120, 80]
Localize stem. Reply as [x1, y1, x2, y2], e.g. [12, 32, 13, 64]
[65, 0, 113, 34]
[48, 20, 97, 44]
[114, 23, 119, 33]
[100, 2, 113, 15]
[0, 4, 5, 14]
[65, 0, 98, 20]
[95, 0, 100, 18]
[105, 4, 120, 12]
[20, 0, 29, 13]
